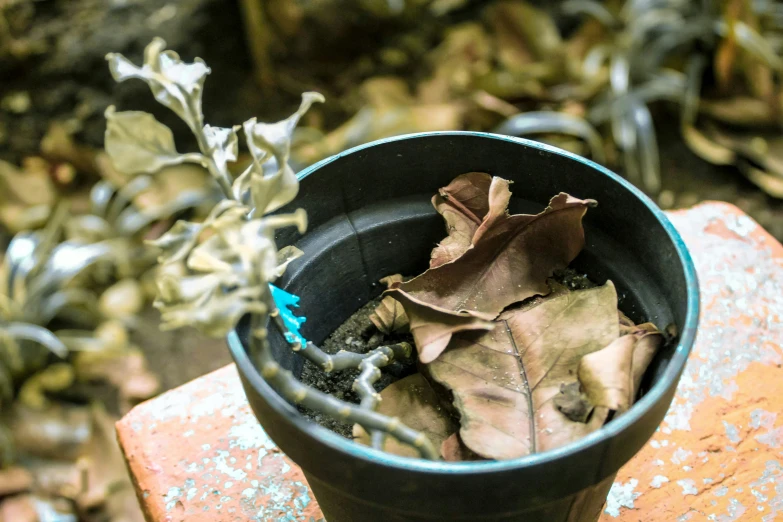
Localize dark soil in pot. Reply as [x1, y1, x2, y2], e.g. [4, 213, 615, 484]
[298, 295, 417, 437]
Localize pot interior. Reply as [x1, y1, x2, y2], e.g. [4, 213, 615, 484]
[259, 133, 693, 403]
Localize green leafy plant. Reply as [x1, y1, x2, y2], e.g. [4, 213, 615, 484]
[107, 38, 439, 459]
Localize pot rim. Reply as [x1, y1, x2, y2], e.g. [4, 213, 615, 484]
[228, 130, 699, 474]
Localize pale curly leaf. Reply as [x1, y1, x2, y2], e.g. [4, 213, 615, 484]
[159, 287, 267, 337]
[158, 50, 210, 93]
[238, 92, 324, 214]
[231, 163, 254, 204]
[275, 246, 303, 278]
[106, 52, 147, 83]
[231, 160, 296, 212]
[146, 200, 247, 263]
[154, 272, 239, 309]
[106, 38, 210, 131]
[204, 124, 239, 173]
[237, 213, 306, 281]
[104, 107, 193, 175]
[187, 235, 236, 273]
[147, 219, 203, 264]
[250, 165, 299, 215]
[244, 92, 324, 165]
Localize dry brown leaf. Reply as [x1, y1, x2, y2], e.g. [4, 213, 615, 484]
[73, 349, 160, 413]
[389, 189, 594, 363]
[353, 373, 456, 459]
[0, 467, 33, 496]
[385, 289, 495, 364]
[10, 404, 92, 461]
[579, 324, 664, 414]
[369, 275, 409, 334]
[488, 1, 563, 77]
[430, 172, 511, 268]
[427, 283, 621, 460]
[400, 192, 592, 317]
[440, 432, 483, 462]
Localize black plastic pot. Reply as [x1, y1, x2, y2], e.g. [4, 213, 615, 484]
[228, 132, 699, 521]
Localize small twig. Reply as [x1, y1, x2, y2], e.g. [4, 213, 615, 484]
[271, 311, 414, 449]
[269, 312, 412, 372]
[254, 314, 437, 459]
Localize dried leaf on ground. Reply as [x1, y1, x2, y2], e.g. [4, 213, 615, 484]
[353, 373, 456, 458]
[75, 404, 144, 521]
[389, 189, 594, 363]
[369, 275, 409, 334]
[73, 348, 160, 413]
[428, 283, 624, 460]
[10, 404, 92, 461]
[488, 1, 563, 76]
[0, 467, 33, 496]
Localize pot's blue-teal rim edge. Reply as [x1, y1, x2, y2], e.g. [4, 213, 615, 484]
[227, 130, 700, 474]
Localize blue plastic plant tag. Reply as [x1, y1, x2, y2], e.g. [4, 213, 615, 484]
[268, 284, 308, 346]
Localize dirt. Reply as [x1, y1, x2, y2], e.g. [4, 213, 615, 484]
[298, 268, 594, 439]
[298, 296, 417, 438]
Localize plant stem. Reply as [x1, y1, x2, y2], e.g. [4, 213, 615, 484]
[175, 85, 235, 201]
[193, 131, 235, 200]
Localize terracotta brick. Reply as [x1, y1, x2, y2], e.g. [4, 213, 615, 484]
[117, 202, 783, 521]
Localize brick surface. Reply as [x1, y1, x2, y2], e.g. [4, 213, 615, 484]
[117, 202, 783, 521]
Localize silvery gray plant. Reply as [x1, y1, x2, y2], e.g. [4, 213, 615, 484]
[104, 38, 437, 459]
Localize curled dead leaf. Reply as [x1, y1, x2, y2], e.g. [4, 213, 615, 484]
[353, 373, 456, 459]
[385, 289, 494, 364]
[369, 275, 410, 334]
[390, 180, 594, 363]
[440, 432, 483, 462]
[429, 172, 511, 268]
[578, 324, 664, 414]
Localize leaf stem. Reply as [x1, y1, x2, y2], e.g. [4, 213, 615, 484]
[193, 131, 235, 200]
[172, 80, 235, 201]
[504, 319, 536, 453]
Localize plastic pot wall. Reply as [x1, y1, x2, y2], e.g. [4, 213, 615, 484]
[228, 132, 699, 521]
